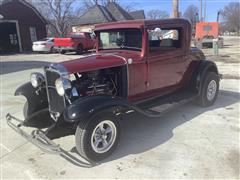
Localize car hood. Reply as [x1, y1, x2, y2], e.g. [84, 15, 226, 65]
[61, 51, 142, 74]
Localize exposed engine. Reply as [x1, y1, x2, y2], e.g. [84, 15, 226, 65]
[72, 69, 118, 97]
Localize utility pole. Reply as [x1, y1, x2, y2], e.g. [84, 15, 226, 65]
[204, 0, 206, 22]
[172, 0, 179, 18]
[200, 0, 202, 21]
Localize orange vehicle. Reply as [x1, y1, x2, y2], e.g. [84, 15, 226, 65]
[195, 22, 223, 48]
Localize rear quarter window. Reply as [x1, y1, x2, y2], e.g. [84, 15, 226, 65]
[148, 28, 182, 52]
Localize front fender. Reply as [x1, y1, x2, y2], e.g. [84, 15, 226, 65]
[15, 82, 48, 116]
[64, 96, 131, 123]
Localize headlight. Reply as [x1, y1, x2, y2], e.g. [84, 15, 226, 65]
[55, 78, 72, 96]
[30, 73, 44, 88]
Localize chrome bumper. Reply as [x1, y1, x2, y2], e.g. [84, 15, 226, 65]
[6, 113, 94, 167]
[6, 113, 61, 154]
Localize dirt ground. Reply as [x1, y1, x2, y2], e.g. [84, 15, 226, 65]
[0, 36, 239, 179]
[203, 36, 240, 79]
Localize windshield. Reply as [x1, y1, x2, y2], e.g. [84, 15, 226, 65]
[99, 28, 142, 51]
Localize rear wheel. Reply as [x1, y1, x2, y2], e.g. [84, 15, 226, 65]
[75, 110, 120, 162]
[76, 44, 83, 55]
[198, 72, 219, 107]
[50, 46, 55, 53]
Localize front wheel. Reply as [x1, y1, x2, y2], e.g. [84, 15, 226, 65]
[75, 110, 120, 162]
[49, 46, 55, 53]
[60, 50, 66, 54]
[198, 72, 219, 107]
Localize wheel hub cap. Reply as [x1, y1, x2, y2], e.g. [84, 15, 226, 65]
[207, 80, 217, 101]
[91, 120, 117, 154]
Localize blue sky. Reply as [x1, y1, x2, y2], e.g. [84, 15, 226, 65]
[121, 0, 239, 21]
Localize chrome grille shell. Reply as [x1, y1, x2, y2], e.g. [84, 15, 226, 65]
[44, 64, 68, 121]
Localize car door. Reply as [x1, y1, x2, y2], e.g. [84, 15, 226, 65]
[83, 33, 94, 49]
[146, 23, 188, 96]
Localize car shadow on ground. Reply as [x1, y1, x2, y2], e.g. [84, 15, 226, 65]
[0, 61, 51, 75]
[66, 89, 240, 167]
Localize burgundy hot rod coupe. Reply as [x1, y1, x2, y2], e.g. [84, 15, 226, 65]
[7, 19, 220, 162]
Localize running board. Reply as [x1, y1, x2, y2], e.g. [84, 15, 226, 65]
[131, 91, 198, 117]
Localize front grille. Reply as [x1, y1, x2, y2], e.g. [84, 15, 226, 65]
[45, 68, 66, 119]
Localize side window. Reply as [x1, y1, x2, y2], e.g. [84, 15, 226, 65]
[203, 25, 212, 32]
[148, 27, 182, 52]
[29, 27, 37, 42]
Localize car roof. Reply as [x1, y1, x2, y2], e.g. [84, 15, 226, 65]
[95, 18, 191, 31]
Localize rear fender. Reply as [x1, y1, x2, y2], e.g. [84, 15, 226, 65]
[190, 60, 219, 93]
[15, 82, 48, 116]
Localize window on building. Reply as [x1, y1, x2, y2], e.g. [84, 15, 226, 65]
[9, 34, 18, 45]
[29, 27, 37, 42]
[203, 25, 212, 31]
[148, 28, 182, 52]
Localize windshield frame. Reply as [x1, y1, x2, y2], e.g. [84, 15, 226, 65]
[96, 28, 143, 52]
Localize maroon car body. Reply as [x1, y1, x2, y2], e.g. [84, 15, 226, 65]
[7, 19, 220, 163]
[62, 19, 203, 102]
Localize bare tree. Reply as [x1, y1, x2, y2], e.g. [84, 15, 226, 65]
[45, 0, 78, 37]
[82, 0, 114, 10]
[29, 0, 79, 37]
[147, 9, 169, 19]
[183, 5, 199, 28]
[220, 2, 240, 34]
[81, 0, 95, 11]
[122, 2, 138, 12]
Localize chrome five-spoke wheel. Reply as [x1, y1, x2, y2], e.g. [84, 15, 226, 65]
[75, 110, 120, 162]
[91, 120, 117, 154]
[207, 80, 217, 101]
[198, 72, 219, 107]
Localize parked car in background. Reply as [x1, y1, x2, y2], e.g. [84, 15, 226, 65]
[32, 38, 55, 53]
[54, 32, 96, 54]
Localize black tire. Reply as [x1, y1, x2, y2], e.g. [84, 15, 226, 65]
[23, 101, 28, 119]
[75, 110, 120, 162]
[60, 50, 66, 54]
[198, 72, 219, 107]
[49, 46, 54, 53]
[76, 44, 83, 55]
